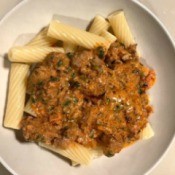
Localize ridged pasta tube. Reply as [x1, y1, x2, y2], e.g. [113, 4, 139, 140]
[27, 27, 58, 47]
[140, 123, 155, 140]
[100, 30, 117, 45]
[108, 11, 135, 47]
[47, 20, 110, 49]
[63, 42, 77, 53]
[24, 98, 36, 117]
[4, 63, 29, 129]
[39, 142, 97, 165]
[89, 15, 110, 35]
[8, 46, 64, 63]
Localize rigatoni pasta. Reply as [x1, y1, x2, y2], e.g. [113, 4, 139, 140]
[27, 27, 58, 47]
[47, 20, 110, 49]
[108, 11, 135, 47]
[39, 142, 96, 165]
[4, 63, 29, 129]
[89, 15, 110, 35]
[140, 123, 155, 140]
[63, 42, 77, 53]
[8, 46, 64, 63]
[24, 99, 36, 117]
[100, 30, 117, 45]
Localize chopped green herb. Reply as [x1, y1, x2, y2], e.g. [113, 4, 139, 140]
[114, 104, 124, 112]
[69, 81, 80, 88]
[140, 72, 145, 78]
[97, 46, 105, 59]
[89, 130, 95, 138]
[106, 151, 114, 157]
[71, 72, 76, 79]
[66, 52, 74, 59]
[120, 42, 125, 47]
[48, 106, 55, 113]
[47, 54, 54, 60]
[50, 76, 59, 82]
[132, 69, 140, 74]
[137, 83, 145, 94]
[67, 67, 72, 72]
[92, 64, 99, 70]
[57, 60, 63, 67]
[63, 100, 71, 107]
[138, 88, 144, 95]
[106, 98, 110, 105]
[37, 81, 44, 87]
[36, 134, 45, 142]
[132, 69, 145, 78]
[31, 96, 36, 103]
[73, 97, 79, 104]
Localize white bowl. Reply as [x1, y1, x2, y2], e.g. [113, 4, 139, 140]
[0, 0, 175, 175]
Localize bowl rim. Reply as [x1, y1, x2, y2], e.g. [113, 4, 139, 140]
[0, 0, 175, 175]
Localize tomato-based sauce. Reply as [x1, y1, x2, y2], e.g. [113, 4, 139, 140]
[21, 42, 156, 156]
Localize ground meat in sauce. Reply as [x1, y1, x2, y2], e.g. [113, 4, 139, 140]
[21, 41, 156, 156]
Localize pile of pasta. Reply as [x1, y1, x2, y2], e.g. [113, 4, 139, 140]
[4, 10, 154, 165]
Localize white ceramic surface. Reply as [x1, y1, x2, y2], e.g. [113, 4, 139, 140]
[0, 0, 175, 175]
[140, 0, 175, 41]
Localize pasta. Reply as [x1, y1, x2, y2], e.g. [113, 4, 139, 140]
[108, 11, 135, 47]
[89, 15, 110, 35]
[24, 99, 36, 117]
[70, 147, 103, 166]
[39, 142, 96, 165]
[140, 123, 155, 140]
[100, 30, 117, 44]
[8, 46, 64, 63]
[27, 27, 58, 47]
[4, 63, 29, 129]
[47, 20, 110, 49]
[63, 42, 77, 53]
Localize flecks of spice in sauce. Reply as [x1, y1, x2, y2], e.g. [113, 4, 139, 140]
[22, 41, 156, 156]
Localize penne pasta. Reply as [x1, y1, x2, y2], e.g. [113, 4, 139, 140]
[89, 15, 110, 35]
[24, 98, 36, 117]
[39, 142, 98, 165]
[27, 27, 58, 47]
[63, 42, 77, 53]
[8, 46, 64, 63]
[4, 63, 29, 129]
[100, 30, 117, 45]
[140, 123, 155, 140]
[108, 11, 135, 47]
[47, 20, 110, 49]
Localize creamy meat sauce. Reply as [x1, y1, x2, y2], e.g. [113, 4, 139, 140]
[21, 41, 156, 156]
